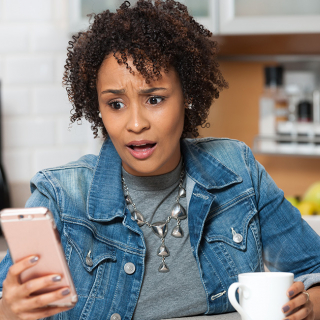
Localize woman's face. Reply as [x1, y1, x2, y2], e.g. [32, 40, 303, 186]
[97, 54, 185, 176]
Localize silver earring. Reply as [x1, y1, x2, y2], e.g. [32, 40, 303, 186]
[98, 112, 102, 118]
[187, 103, 193, 110]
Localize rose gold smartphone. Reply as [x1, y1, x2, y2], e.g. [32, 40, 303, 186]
[0, 207, 78, 307]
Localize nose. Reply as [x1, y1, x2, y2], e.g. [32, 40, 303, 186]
[126, 104, 150, 133]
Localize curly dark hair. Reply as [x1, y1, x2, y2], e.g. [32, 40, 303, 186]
[63, 0, 228, 139]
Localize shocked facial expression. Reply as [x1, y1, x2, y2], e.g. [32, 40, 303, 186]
[96, 54, 185, 176]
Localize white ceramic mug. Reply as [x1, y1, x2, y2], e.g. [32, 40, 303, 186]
[228, 272, 294, 320]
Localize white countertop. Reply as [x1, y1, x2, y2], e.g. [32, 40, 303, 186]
[165, 313, 240, 319]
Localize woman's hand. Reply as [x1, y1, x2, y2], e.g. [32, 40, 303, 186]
[0, 256, 72, 320]
[282, 281, 314, 320]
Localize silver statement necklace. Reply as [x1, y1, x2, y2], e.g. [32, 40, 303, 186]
[122, 168, 187, 273]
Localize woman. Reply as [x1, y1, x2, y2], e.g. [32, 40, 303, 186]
[0, 1, 320, 319]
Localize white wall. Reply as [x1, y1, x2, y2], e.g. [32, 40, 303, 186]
[0, 0, 102, 207]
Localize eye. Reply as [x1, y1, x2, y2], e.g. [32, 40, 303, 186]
[147, 96, 164, 105]
[109, 100, 125, 110]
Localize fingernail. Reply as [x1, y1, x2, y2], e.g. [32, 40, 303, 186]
[282, 305, 290, 313]
[29, 256, 39, 264]
[288, 290, 294, 297]
[52, 275, 61, 282]
[61, 289, 70, 296]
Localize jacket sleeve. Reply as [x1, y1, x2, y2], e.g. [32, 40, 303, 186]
[0, 171, 63, 296]
[244, 144, 320, 289]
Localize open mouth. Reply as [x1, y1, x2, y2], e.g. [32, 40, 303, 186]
[128, 143, 157, 151]
[126, 141, 157, 160]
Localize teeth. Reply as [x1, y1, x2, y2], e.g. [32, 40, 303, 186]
[131, 143, 148, 147]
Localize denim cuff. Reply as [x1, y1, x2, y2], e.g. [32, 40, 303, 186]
[295, 273, 320, 290]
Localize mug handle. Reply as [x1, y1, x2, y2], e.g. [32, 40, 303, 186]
[228, 282, 253, 320]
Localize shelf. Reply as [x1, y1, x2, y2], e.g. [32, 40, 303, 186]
[253, 150, 320, 158]
[253, 135, 320, 157]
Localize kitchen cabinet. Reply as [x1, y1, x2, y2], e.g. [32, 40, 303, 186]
[69, 0, 320, 35]
[69, 0, 219, 34]
[184, 0, 219, 34]
[219, 0, 320, 35]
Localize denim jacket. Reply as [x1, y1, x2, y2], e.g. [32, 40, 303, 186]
[1, 137, 320, 320]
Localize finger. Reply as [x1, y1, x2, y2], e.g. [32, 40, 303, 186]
[22, 287, 71, 310]
[287, 281, 305, 299]
[283, 301, 313, 320]
[21, 274, 62, 297]
[305, 310, 315, 320]
[13, 306, 72, 320]
[7, 287, 72, 318]
[5, 256, 39, 285]
[282, 293, 310, 315]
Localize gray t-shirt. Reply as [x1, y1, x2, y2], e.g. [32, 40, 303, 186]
[122, 162, 207, 320]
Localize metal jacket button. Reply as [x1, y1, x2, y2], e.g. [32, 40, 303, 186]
[231, 227, 243, 243]
[124, 262, 135, 274]
[110, 313, 121, 320]
[233, 233, 243, 243]
[85, 250, 93, 266]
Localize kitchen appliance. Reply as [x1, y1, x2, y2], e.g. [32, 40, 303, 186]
[0, 80, 11, 234]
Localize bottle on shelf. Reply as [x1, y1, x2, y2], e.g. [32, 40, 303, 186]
[285, 84, 301, 122]
[313, 90, 320, 154]
[259, 66, 288, 152]
[297, 100, 313, 122]
[277, 90, 318, 154]
[295, 90, 315, 153]
[315, 124, 320, 155]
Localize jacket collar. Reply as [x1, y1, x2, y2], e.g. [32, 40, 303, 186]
[87, 138, 242, 221]
[87, 139, 125, 222]
[181, 139, 242, 190]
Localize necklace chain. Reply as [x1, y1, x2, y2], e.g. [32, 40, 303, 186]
[122, 168, 186, 273]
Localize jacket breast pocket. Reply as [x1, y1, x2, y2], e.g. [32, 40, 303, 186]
[63, 220, 117, 299]
[203, 190, 262, 278]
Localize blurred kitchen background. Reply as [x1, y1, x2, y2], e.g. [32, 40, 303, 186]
[0, 0, 320, 219]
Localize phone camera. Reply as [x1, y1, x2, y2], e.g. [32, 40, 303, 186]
[18, 215, 24, 219]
